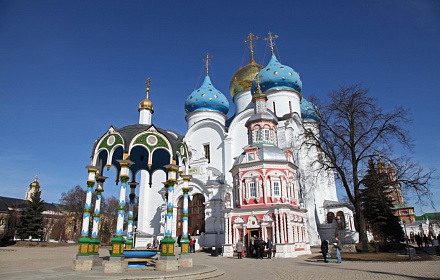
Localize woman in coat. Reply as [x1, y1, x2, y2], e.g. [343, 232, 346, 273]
[236, 239, 244, 259]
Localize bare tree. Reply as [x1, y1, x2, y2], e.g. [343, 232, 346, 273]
[60, 185, 90, 241]
[100, 195, 119, 243]
[303, 84, 435, 252]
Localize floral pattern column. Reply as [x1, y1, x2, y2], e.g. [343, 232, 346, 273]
[77, 165, 98, 258]
[180, 174, 192, 257]
[160, 163, 179, 259]
[110, 159, 133, 259]
[89, 175, 106, 256]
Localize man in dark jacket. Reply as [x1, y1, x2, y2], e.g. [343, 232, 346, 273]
[266, 238, 273, 259]
[321, 240, 329, 263]
[257, 238, 266, 259]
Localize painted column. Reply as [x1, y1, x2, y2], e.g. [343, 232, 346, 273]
[294, 225, 298, 243]
[274, 209, 280, 243]
[160, 163, 179, 259]
[223, 213, 229, 244]
[286, 215, 292, 243]
[110, 159, 133, 259]
[125, 182, 138, 250]
[228, 213, 234, 244]
[280, 212, 285, 243]
[77, 166, 98, 257]
[89, 175, 106, 256]
[180, 174, 192, 257]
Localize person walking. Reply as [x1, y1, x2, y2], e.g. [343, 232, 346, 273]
[423, 234, 430, 247]
[236, 239, 243, 259]
[321, 239, 329, 263]
[266, 238, 273, 259]
[334, 236, 342, 263]
[256, 238, 263, 259]
[434, 233, 440, 256]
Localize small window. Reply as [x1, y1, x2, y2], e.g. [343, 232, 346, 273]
[203, 144, 210, 163]
[255, 130, 262, 142]
[289, 101, 292, 113]
[273, 181, 280, 196]
[249, 182, 257, 197]
[264, 130, 270, 142]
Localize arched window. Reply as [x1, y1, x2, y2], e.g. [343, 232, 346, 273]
[336, 211, 346, 230]
[327, 212, 335, 224]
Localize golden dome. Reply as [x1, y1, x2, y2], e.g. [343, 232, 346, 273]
[229, 58, 263, 97]
[139, 77, 154, 111]
[139, 97, 153, 111]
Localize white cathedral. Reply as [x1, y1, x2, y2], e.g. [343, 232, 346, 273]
[88, 33, 357, 258]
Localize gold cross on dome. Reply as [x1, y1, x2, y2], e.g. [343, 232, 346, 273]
[255, 75, 262, 93]
[245, 33, 258, 63]
[145, 77, 152, 97]
[203, 53, 213, 76]
[264, 31, 279, 55]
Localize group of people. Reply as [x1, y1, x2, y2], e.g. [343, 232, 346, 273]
[176, 234, 197, 253]
[321, 236, 342, 263]
[409, 232, 437, 248]
[235, 236, 273, 259]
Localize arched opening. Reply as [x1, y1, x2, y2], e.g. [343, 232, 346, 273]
[176, 194, 205, 237]
[336, 211, 346, 230]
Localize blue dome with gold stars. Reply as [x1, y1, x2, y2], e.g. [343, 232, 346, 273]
[300, 98, 320, 122]
[185, 75, 229, 115]
[251, 55, 302, 95]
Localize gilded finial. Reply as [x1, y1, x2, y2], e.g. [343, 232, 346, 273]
[203, 53, 213, 76]
[264, 31, 279, 55]
[244, 33, 258, 64]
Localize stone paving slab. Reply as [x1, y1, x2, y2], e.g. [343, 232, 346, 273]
[0, 245, 439, 280]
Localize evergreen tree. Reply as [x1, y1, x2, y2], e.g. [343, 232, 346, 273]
[361, 159, 404, 243]
[17, 191, 45, 240]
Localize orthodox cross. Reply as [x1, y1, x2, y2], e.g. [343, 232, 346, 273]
[145, 77, 152, 98]
[264, 31, 279, 55]
[255, 75, 262, 93]
[244, 33, 258, 62]
[203, 53, 213, 76]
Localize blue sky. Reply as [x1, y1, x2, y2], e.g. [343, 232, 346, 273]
[0, 1, 439, 214]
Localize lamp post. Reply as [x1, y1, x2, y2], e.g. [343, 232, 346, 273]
[402, 220, 411, 260]
[133, 225, 137, 248]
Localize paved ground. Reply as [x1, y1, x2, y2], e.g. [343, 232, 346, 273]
[0, 245, 439, 280]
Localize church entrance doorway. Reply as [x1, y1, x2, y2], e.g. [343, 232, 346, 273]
[176, 194, 205, 238]
[246, 229, 260, 257]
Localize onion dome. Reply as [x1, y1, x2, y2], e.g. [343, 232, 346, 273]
[139, 78, 154, 112]
[300, 98, 320, 122]
[251, 55, 302, 95]
[29, 175, 40, 189]
[185, 75, 229, 114]
[229, 57, 263, 97]
[139, 98, 153, 111]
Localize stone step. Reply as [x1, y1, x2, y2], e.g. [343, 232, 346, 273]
[119, 265, 225, 280]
